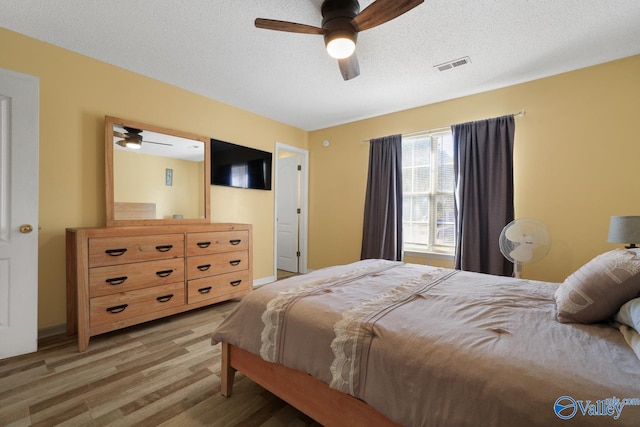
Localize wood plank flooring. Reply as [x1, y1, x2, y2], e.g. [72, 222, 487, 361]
[276, 271, 298, 281]
[0, 301, 321, 427]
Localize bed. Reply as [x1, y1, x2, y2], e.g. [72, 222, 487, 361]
[212, 256, 640, 426]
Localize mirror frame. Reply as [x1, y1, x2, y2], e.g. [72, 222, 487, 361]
[105, 115, 211, 226]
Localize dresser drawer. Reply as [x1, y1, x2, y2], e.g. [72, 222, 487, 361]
[90, 282, 185, 327]
[89, 234, 184, 267]
[186, 231, 249, 256]
[187, 250, 248, 280]
[187, 270, 251, 304]
[89, 258, 184, 297]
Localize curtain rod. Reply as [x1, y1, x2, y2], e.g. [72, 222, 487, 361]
[361, 110, 525, 143]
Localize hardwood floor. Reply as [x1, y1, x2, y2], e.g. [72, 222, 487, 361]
[0, 301, 321, 427]
[276, 270, 299, 280]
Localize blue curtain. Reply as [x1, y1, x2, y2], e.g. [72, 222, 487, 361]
[452, 115, 515, 276]
[361, 134, 403, 261]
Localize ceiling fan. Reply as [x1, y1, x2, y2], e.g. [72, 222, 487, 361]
[255, 0, 424, 80]
[114, 127, 172, 149]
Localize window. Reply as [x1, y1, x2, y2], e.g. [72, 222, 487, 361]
[231, 164, 248, 188]
[402, 131, 456, 255]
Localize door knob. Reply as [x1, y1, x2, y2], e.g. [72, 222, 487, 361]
[19, 224, 33, 234]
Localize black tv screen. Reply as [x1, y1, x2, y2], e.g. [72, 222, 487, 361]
[210, 139, 272, 190]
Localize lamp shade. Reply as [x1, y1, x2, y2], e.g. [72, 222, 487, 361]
[608, 216, 640, 247]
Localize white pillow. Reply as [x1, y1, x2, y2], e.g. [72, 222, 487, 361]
[615, 297, 640, 331]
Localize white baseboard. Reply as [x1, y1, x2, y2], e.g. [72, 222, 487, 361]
[254, 276, 276, 288]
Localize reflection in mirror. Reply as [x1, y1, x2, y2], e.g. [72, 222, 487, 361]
[105, 116, 211, 226]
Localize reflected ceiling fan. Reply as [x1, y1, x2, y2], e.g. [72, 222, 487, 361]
[255, 0, 424, 80]
[114, 127, 172, 150]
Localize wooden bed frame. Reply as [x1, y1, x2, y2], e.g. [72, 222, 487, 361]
[220, 342, 399, 427]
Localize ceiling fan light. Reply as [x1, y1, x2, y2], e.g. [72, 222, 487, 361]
[326, 37, 355, 59]
[324, 26, 357, 59]
[125, 140, 141, 149]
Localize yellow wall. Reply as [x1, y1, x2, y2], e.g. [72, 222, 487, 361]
[309, 55, 640, 283]
[114, 150, 204, 219]
[0, 28, 307, 329]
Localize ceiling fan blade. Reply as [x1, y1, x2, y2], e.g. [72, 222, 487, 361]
[351, 0, 424, 32]
[338, 54, 360, 81]
[113, 131, 126, 139]
[144, 140, 173, 147]
[255, 18, 325, 34]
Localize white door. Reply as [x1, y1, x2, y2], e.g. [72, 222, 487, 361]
[0, 69, 39, 360]
[276, 155, 300, 273]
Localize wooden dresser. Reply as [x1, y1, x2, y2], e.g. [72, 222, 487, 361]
[66, 223, 252, 352]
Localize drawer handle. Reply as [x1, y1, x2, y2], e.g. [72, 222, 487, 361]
[230, 280, 242, 287]
[229, 260, 241, 266]
[198, 286, 212, 294]
[156, 294, 174, 303]
[106, 304, 128, 314]
[156, 269, 174, 278]
[105, 248, 127, 256]
[197, 264, 211, 271]
[229, 239, 241, 245]
[197, 241, 211, 248]
[155, 245, 174, 252]
[105, 276, 128, 286]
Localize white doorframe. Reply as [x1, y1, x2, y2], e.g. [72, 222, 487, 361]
[274, 142, 309, 277]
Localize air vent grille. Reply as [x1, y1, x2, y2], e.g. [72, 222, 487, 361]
[435, 56, 471, 72]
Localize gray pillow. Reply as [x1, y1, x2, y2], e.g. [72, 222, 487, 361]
[555, 249, 640, 324]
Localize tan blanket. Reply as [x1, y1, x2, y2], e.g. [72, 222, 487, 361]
[212, 260, 640, 426]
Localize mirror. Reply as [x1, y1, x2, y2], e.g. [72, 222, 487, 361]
[105, 116, 210, 226]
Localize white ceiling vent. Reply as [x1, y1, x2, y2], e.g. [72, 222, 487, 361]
[435, 56, 471, 72]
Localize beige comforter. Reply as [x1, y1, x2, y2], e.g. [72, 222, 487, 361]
[212, 260, 640, 426]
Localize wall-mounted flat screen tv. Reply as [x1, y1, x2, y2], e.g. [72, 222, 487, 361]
[210, 139, 272, 190]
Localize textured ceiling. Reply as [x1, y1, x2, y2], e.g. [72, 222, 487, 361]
[1, 0, 639, 131]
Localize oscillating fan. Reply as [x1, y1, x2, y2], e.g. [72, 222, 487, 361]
[499, 218, 551, 278]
